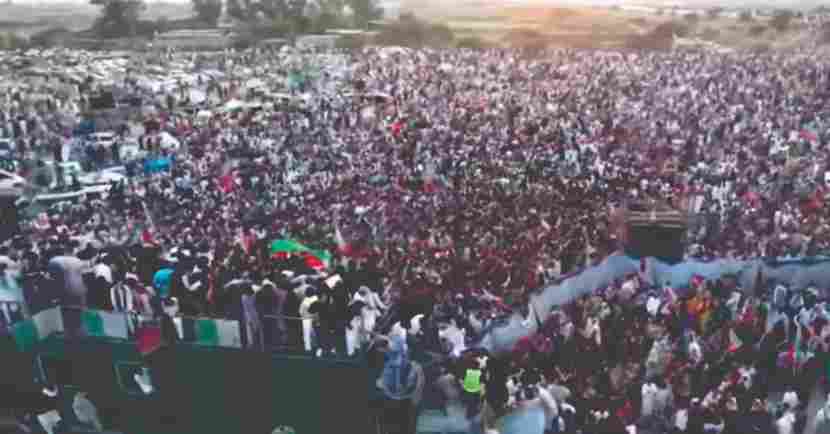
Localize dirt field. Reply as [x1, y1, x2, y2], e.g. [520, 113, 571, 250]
[407, 0, 810, 50]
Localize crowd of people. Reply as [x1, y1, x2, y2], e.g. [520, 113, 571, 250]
[440, 272, 830, 434]
[2, 33, 830, 433]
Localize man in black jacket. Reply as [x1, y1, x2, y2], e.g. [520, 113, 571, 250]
[309, 290, 341, 356]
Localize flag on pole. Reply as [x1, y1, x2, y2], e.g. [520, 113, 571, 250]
[270, 239, 332, 269]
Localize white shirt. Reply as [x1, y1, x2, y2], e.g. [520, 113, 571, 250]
[93, 263, 113, 284]
[675, 409, 689, 431]
[299, 296, 319, 319]
[439, 324, 466, 357]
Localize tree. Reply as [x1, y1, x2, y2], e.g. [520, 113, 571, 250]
[192, 0, 222, 26]
[771, 9, 794, 32]
[347, 0, 382, 29]
[91, 0, 146, 38]
[0, 32, 28, 50]
[312, 0, 346, 31]
[286, 0, 307, 21]
[739, 10, 753, 22]
[227, 0, 285, 21]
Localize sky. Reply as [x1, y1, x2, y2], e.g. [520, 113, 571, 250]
[4, 0, 825, 10]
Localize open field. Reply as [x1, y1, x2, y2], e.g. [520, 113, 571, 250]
[404, 0, 815, 49]
[0, 1, 192, 35]
[0, 0, 816, 51]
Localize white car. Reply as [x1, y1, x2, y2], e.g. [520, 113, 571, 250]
[44, 161, 126, 188]
[79, 168, 126, 186]
[0, 139, 13, 158]
[88, 132, 116, 148]
[119, 142, 147, 162]
[0, 169, 25, 190]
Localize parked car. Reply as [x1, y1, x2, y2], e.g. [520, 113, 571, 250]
[0, 169, 25, 191]
[87, 131, 116, 149]
[0, 139, 13, 159]
[43, 161, 126, 188]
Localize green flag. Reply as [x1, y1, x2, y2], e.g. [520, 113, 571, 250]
[195, 319, 219, 346]
[81, 309, 128, 339]
[270, 239, 332, 269]
[12, 320, 38, 352]
[270, 239, 312, 255]
[11, 307, 65, 351]
[194, 319, 240, 347]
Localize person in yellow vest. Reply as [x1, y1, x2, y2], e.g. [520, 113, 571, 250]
[461, 363, 484, 418]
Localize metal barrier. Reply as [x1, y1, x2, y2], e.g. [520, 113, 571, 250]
[172, 315, 242, 348]
[261, 315, 312, 353]
[261, 314, 357, 356]
[0, 301, 26, 330]
[16, 306, 363, 357]
[60, 306, 134, 340]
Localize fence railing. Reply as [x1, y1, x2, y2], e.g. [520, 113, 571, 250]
[0, 301, 26, 331]
[11, 306, 357, 357]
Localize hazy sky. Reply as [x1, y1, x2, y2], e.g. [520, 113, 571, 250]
[6, 0, 824, 9]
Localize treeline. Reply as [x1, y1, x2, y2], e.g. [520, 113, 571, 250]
[83, 0, 382, 40]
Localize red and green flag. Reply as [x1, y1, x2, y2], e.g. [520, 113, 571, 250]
[270, 239, 332, 270]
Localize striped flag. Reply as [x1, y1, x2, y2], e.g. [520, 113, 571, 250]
[194, 318, 241, 347]
[11, 307, 64, 352]
[80, 309, 128, 339]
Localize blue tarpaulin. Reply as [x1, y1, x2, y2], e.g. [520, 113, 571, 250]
[143, 157, 172, 175]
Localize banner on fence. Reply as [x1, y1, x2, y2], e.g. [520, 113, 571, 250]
[11, 307, 63, 352]
[174, 317, 242, 348]
[80, 309, 128, 339]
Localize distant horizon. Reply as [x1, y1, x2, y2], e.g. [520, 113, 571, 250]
[1, 0, 827, 13]
[1, 0, 827, 6]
